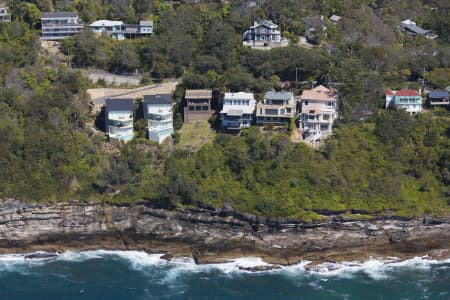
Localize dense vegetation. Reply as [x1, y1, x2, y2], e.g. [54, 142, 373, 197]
[0, 0, 449, 219]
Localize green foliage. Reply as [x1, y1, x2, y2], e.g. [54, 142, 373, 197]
[1, 0, 450, 222]
[427, 68, 450, 89]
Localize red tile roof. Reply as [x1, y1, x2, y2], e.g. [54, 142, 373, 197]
[395, 89, 420, 96]
[385, 89, 396, 96]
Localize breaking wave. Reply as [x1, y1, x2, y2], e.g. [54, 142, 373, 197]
[0, 250, 449, 280]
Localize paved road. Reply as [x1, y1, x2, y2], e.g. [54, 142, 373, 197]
[88, 81, 179, 113]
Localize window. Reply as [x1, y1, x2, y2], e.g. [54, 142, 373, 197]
[189, 106, 195, 111]
[304, 101, 309, 105]
[265, 109, 278, 115]
[195, 106, 202, 111]
[202, 106, 209, 110]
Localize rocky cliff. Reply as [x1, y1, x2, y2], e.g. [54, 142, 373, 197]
[1, 199, 450, 265]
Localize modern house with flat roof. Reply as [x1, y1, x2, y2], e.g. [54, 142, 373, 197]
[385, 89, 422, 114]
[41, 12, 84, 40]
[89, 19, 153, 40]
[143, 94, 174, 144]
[428, 90, 449, 108]
[89, 20, 125, 40]
[299, 85, 338, 145]
[0, 2, 11, 23]
[220, 92, 256, 131]
[105, 98, 134, 143]
[256, 91, 296, 126]
[243, 20, 289, 49]
[184, 89, 213, 123]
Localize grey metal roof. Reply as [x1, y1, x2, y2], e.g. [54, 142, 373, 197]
[429, 90, 449, 99]
[256, 19, 277, 28]
[42, 12, 78, 18]
[185, 89, 212, 99]
[227, 109, 244, 116]
[143, 94, 173, 105]
[401, 23, 430, 35]
[140, 20, 153, 27]
[264, 91, 293, 101]
[105, 98, 134, 111]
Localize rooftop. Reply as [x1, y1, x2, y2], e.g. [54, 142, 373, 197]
[105, 98, 134, 111]
[42, 12, 79, 19]
[90, 20, 124, 27]
[396, 89, 421, 97]
[429, 90, 449, 98]
[251, 19, 278, 29]
[400, 20, 430, 35]
[224, 92, 255, 100]
[301, 85, 337, 101]
[143, 94, 173, 105]
[330, 15, 341, 22]
[140, 20, 153, 27]
[185, 89, 213, 99]
[264, 91, 293, 101]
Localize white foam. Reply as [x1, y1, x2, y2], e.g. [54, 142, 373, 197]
[304, 256, 450, 280]
[0, 250, 449, 280]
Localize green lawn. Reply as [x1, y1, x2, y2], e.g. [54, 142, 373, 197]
[177, 121, 216, 151]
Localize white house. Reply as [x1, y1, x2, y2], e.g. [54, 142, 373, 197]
[41, 12, 84, 40]
[105, 98, 134, 143]
[243, 20, 289, 49]
[385, 89, 422, 114]
[138, 20, 153, 34]
[256, 91, 296, 126]
[220, 92, 256, 130]
[89, 19, 153, 40]
[0, 2, 11, 23]
[143, 94, 174, 144]
[89, 20, 125, 40]
[299, 85, 338, 145]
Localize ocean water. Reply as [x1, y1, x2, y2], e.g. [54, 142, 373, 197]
[0, 251, 449, 300]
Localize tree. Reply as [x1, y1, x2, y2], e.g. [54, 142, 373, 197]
[110, 42, 140, 74]
[427, 68, 450, 89]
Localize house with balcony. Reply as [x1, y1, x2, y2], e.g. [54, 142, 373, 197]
[41, 12, 84, 40]
[385, 89, 422, 114]
[427, 90, 449, 108]
[243, 20, 289, 49]
[105, 98, 134, 143]
[0, 2, 11, 23]
[89, 20, 125, 40]
[89, 20, 153, 40]
[184, 89, 213, 123]
[220, 92, 256, 131]
[256, 91, 296, 126]
[299, 85, 338, 145]
[143, 94, 174, 144]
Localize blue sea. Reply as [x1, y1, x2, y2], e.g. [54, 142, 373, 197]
[0, 250, 449, 300]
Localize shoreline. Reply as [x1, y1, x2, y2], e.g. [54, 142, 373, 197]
[1, 199, 450, 267]
[1, 248, 450, 275]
